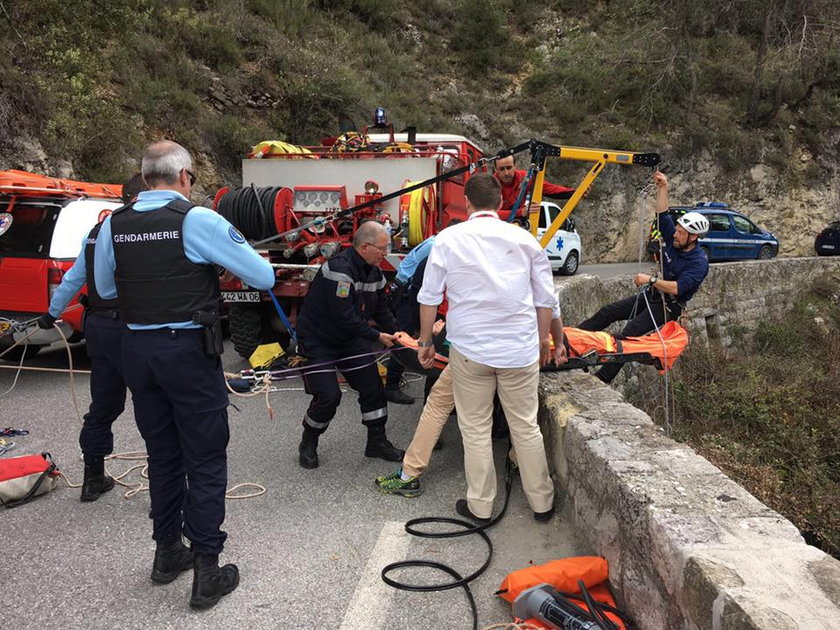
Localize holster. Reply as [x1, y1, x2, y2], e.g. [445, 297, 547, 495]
[193, 310, 224, 358]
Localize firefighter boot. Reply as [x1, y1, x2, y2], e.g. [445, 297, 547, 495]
[151, 538, 193, 584]
[365, 424, 405, 462]
[298, 426, 320, 469]
[80, 455, 115, 502]
[189, 553, 240, 610]
[385, 387, 415, 405]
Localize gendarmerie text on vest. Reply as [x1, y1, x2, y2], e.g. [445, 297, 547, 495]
[113, 230, 180, 243]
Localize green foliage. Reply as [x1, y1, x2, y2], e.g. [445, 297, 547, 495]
[451, 0, 514, 72]
[1, 0, 840, 183]
[661, 292, 840, 557]
[202, 114, 274, 174]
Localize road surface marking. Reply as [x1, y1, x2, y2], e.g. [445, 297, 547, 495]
[339, 521, 411, 630]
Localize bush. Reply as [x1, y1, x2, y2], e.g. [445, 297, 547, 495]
[451, 0, 513, 73]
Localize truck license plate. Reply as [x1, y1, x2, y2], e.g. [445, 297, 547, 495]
[222, 291, 261, 303]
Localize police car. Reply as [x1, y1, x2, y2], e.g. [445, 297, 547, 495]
[536, 201, 582, 275]
[651, 202, 779, 262]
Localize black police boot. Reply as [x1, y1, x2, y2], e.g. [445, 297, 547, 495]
[364, 425, 405, 462]
[80, 455, 115, 502]
[298, 427, 320, 469]
[189, 553, 240, 610]
[385, 387, 415, 405]
[151, 538, 193, 584]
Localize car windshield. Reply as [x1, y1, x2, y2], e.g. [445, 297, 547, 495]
[0, 198, 63, 257]
[732, 215, 755, 233]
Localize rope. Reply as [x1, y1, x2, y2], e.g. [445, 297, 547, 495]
[2, 318, 268, 501]
[633, 175, 675, 435]
[0, 340, 28, 397]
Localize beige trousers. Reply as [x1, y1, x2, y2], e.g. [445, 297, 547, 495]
[449, 346, 554, 518]
[402, 366, 455, 478]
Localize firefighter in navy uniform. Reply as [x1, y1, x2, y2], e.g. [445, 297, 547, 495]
[295, 220, 405, 469]
[37, 175, 147, 502]
[94, 141, 275, 610]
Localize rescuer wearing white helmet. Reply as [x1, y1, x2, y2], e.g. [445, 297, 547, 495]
[578, 171, 710, 384]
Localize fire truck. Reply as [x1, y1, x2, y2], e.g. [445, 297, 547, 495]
[0, 171, 123, 359]
[214, 131, 660, 358]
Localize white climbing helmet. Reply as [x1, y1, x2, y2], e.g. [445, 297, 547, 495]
[677, 212, 710, 236]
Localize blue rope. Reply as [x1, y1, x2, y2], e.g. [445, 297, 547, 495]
[267, 290, 298, 345]
[508, 164, 537, 222]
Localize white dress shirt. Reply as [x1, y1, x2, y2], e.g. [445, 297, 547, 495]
[417, 210, 559, 368]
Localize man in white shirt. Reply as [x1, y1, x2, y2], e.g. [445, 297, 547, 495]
[416, 173, 557, 523]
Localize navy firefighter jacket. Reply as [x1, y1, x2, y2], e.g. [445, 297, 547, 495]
[296, 246, 396, 347]
[659, 212, 710, 304]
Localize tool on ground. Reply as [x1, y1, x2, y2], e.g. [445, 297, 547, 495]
[514, 583, 603, 630]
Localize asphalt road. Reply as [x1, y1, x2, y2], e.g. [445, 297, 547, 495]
[0, 339, 579, 630]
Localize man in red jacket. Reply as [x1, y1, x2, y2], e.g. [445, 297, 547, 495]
[493, 156, 576, 218]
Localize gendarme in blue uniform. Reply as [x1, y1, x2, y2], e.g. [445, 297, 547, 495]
[47, 223, 127, 466]
[94, 189, 273, 556]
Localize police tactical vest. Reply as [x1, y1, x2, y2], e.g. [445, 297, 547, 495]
[110, 200, 220, 325]
[84, 221, 118, 311]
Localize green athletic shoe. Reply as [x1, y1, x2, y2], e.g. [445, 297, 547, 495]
[374, 471, 423, 498]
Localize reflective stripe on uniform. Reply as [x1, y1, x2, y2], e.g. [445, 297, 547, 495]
[361, 407, 387, 421]
[304, 413, 330, 430]
[322, 261, 387, 292]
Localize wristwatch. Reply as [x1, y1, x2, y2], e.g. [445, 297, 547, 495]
[416, 338, 434, 348]
[648, 276, 658, 286]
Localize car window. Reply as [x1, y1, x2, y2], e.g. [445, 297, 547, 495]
[0, 199, 62, 258]
[707, 214, 731, 232]
[539, 204, 561, 229]
[732, 215, 753, 234]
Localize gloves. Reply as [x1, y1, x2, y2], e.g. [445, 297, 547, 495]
[37, 314, 57, 330]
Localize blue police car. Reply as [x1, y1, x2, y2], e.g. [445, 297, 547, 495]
[652, 202, 779, 262]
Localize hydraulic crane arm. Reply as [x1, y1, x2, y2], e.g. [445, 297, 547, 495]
[515, 141, 660, 248]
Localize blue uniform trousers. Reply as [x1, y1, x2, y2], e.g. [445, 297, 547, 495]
[122, 328, 230, 554]
[385, 296, 417, 389]
[79, 311, 127, 456]
[300, 337, 388, 433]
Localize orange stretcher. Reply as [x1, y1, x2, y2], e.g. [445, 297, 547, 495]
[392, 321, 689, 375]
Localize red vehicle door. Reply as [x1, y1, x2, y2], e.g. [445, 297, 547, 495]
[0, 199, 64, 315]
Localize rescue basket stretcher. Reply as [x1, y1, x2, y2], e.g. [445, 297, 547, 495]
[226, 321, 688, 391]
[391, 320, 689, 376]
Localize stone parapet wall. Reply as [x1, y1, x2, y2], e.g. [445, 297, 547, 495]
[539, 373, 840, 629]
[541, 257, 840, 628]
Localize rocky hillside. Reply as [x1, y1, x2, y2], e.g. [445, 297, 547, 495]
[1, 0, 838, 261]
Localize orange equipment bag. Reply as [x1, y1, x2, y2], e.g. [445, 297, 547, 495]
[497, 556, 627, 630]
